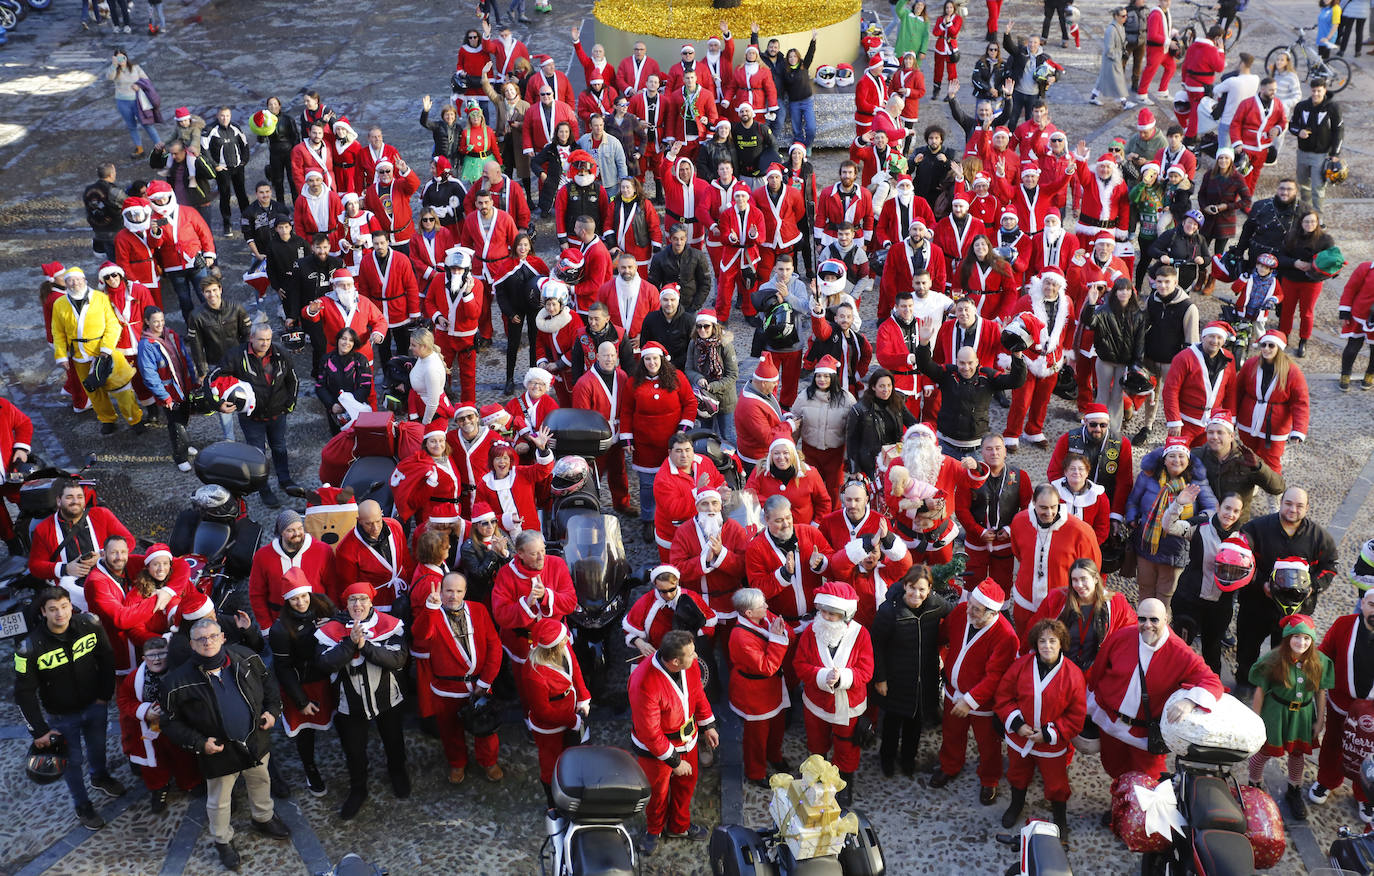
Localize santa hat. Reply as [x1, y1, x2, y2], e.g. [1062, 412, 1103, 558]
[1201, 320, 1236, 341]
[533, 618, 567, 648]
[1166, 164, 1186, 178]
[972, 172, 991, 188]
[1206, 410, 1236, 432]
[480, 402, 511, 427]
[1001, 207, 1020, 222]
[1096, 153, 1118, 167]
[341, 192, 360, 206]
[768, 428, 799, 463]
[680, 44, 695, 54]
[813, 581, 859, 619]
[659, 283, 682, 301]
[1137, 108, 1156, 131]
[992, 125, 1011, 141]
[146, 180, 173, 198]
[1140, 161, 1161, 177]
[813, 354, 840, 375]
[789, 141, 808, 156]
[866, 52, 885, 70]
[1260, 329, 1287, 350]
[304, 170, 324, 183]
[453, 404, 479, 419]
[1040, 266, 1066, 286]
[765, 163, 785, 180]
[539, 54, 557, 67]
[1274, 557, 1310, 576]
[1002, 312, 1045, 352]
[753, 354, 780, 381]
[1280, 614, 1318, 640]
[179, 589, 214, 623]
[41, 261, 66, 282]
[1162, 435, 1192, 459]
[639, 341, 668, 360]
[471, 501, 497, 523]
[144, 543, 172, 565]
[174, 106, 191, 120]
[375, 159, 395, 172]
[333, 116, 357, 139]
[342, 581, 376, 602]
[62, 266, 85, 281]
[1093, 230, 1116, 246]
[707, 37, 722, 47]
[330, 268, 354, 285]
[423, 418, 450, 441]
[281, 567, 313, 602]
[695, 308, 719, 326]
[650, 564, 681, 582]
[969, 578, 1006, 612]
[589, 76, 604, 86]
[432, 155, 452, 175]
[524, 366, 553, 387]
[97, 261, 124, 281]
[488, 441, 518, 467]
[717, 119, 734, 132]
[1082, 403, 1111, 424]
[893, 173, 913, 189]
[1020, 160, 1041, 178]
[904, 422, 937, 444]
[694, 489, 722, 506]
[951, 184, 970, 208]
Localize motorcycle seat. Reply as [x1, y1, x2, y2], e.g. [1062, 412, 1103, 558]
[569, 827, 636, 876]
[1185, 775, 1247, 833]
[1191, 828, 1255, 876]
[1025, 832, 1073, 876]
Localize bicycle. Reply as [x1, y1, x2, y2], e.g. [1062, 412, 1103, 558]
[1266, 25, 1352, 92]
[1177, 0, 1243, 51]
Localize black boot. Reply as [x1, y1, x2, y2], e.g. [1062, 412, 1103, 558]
[1001, 786, 1028, 828]
[837, 771, 854, 808]
[1051, 800, 1070, 849]
[1295, 338, 1307, 358]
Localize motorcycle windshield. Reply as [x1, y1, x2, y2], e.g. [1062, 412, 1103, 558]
[726, 488, 763, 536]
[564, 513, 615, 603]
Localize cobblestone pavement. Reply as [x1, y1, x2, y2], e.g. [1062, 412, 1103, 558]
[0, 0, 1371, 871]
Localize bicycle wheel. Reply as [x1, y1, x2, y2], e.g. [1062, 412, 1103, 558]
[0, 5, 15, 28]
[1319, 56, 1352, 92]
[1224, 16, 1242, 47]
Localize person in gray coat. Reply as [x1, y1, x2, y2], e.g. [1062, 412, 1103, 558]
[577, 114, 628, 190]
[1090, 7, 1135, 108]
[684, 309, 739, 444]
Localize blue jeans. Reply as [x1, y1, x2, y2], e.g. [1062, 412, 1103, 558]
[166, 266, 206, 322]
[637, 469, 656, 522]
[115, 98, 160, 150]
[709, 410, 737, 447]
[48, 701, 110, 809]
[789, 98, 817, 148]
[771, 99, 789, 142]
[239, 415, 292, 484]
[217, 411, 237, 441]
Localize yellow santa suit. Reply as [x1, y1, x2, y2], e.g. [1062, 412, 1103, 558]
[50, 274, 141, 426]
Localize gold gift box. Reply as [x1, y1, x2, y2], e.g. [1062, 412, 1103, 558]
[591, 0, 860, 41]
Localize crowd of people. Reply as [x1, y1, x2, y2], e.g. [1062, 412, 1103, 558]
[6, 0, 1372, 870]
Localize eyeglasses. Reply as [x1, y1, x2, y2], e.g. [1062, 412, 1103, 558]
[539, 91, 553, 96]
[192, 633, 224, 644]
[347, 595, 372, 604]
[1087, 422, 1108, 429]
[1138, 617, 1163, 625]
[421, 217, 437, 223]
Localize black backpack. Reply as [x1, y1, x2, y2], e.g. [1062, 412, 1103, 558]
[83, 183, 117, 229]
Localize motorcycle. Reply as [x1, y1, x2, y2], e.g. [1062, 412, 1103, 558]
[6, 451, 99, 556]
[540, 745, 651, 876]
[996, 821, 1073, 876]
[1139, 745, 1262, 876]
[1216, 294, 1274, 366]
[1327, 754, 1374, 872]
[168, 441, 266, 610]
[710, 808, 886, 876]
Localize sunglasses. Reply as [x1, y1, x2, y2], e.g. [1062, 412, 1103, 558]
[540, 91, 553, 96]
[421, 217, 437, 222]
[1259, 341, 1279, 348]
[1139, 616, 1163, 624]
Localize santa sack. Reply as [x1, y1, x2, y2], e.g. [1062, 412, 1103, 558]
[1341, 699, 1374, 783]
[394, 420, 426, 461]
[1110, 771, 1174, 853]
[1160, 690, 1266, 759]
[1238, 784, 1286, 869]
[320, 429, 359, 485]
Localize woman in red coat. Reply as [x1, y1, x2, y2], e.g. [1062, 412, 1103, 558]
[608, 178, 663, 278]
[1236, 329, 1309, 473]
[744, 431, 832, 525]
[930, 1, 963, 94]
[953, 235, 1018, 320]
[994, 617, 1087, 845]
[406, 529, 451, 720]
[1022, 558, 1136, 670]
[728, 587, 792, 787]
[1051, 453, 1112, 544]
[474, 433, 554, 535]
[391, 423, 464, 527]
[519, 618, 591, 806]
[621, 342, 698, 540]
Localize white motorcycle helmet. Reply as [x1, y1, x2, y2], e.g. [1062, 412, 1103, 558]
[445, 246, 474, 290]
[539, 276, 571, 308]
[835, 63, 856, 88]
[817, 259, 847, 296]
[1066, 4, 1081, 24]
[815, 65, 838, 88]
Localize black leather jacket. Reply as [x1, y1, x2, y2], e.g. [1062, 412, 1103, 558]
[1084, 300, 1147, 365]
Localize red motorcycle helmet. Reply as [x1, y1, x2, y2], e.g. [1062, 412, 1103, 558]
[1213, 534, 1255, 592]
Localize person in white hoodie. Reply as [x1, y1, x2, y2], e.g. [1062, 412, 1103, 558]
[1210, 52, 1259, 151]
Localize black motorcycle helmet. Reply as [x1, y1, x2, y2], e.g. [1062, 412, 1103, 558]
[26, 735, 68, 785]
[459, 695, 502, 738]
[1121, 364, 1154, 395]
[81, 353, 114, 393]
[384, 355, 416, 388]
[1266, 558, 1312, 614]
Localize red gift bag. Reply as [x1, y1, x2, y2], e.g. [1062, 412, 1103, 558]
[1341, 700, 1374, 783]
[319, 429, 359, 484]
[1239, 785, 1286, 869]
[1111, 771, 1174, 853]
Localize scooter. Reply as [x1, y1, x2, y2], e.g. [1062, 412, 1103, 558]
[1139, 745, 1261, 876]
[996, 821, 1073, 876]
[1327, 754, 1374, 872]
[6, 452, 99, 556]
[709, 808, 885, 876]
[168, 441, 266, 610]
[540, 745, 651, 876]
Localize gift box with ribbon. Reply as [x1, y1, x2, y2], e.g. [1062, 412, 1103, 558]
[767, 755, 859, 859]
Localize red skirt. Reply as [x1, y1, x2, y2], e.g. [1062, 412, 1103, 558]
[280, 679, 335, 736]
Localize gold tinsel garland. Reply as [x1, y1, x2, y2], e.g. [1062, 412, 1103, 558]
[592, 0, 860, 40]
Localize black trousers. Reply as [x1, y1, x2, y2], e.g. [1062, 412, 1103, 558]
[495, 275, 538, 382]
[1338, 17, 1366, 54]
[880, 710, 923, 770]
[266, 148, 297, 204]
[335, 707, 407, 791]
[164, 400, 192, 464]
[1009, 91, 1038, 126]
[1170, 590, 1234, 675]
[215, 166, 250, 224]
[1041, 1, 1070, 40]
[1236, 591, 1314, 686]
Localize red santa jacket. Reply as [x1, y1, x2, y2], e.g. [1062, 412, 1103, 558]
[358, 142, 402, 191]
[657, 155, 713, 243]
[391, 450, 464, 526]
[931, 13, 962, 54]
[818, 508, 883, 554]
[0, 399, 33, 481]
[1340, 262, 1374, 335]
[1023, 588, 1137, 653]
[934, 316, 1004, 369]
[598, 276, 660, 339]
[733, 62, 779, 114]
[889, 66, 926, 121]
[446, 425, 503, 493]
[1071, 162, 1130, 238]
[1037, 150, 1077, 209]
[745, 465, 832, 527]
[577, 86, 621, 128]
[1004, 181, 1069, 235]
[458, 207, 520, 285]
[332, 520, 414, 611]
[248, 536, 332, 628]
[290, 140, 335, 192]
[490, 37, 531, 80]
[815, 183, 875, 244]
[114, 229, 160, 288]
[729, 614, 791, 720]
[874, 196, 936, 253]
[670, 517, 751, 617]
[1088, 626, 1223, 748]
[104, 279, 156, 355]
[330, 209, 381, 272]
[746, 525, 833, 623]
[411, 597, 502, 699]
[153, 208, 215, 271]
[463, 175, 533, 230]
[570, 238, 615, 310]
[303, 293, 387, 361]
[955, 260, 1019, 321]
[519, 649, 590, 734]
[536, 308, 587, 375]
[425, 273, 483, 345]
[363, 169, 421, 245]
[83, 557, 171, 674]
[827, 535, 914, 626]
[994, 652, 1087, 757]
[28, 507, 132, 585]
[571, 365, 630, 436]
[1230, 95, 1288, 152]
[1181, 38, 1226, 95]
[968, 191, 1004, 229]
[608, 196, 663, 268]
[630, 654, 715, 761]
[878, 242, 949, 317]
[621, 373, 697, 472]
[357, 248, 420, 328]
[795, 619, 874, 724]
[332, 139, 366, 196]
[1237, 354, 1309, 443]
[410, 226, 460, 286]
[853, 68, 888, 131]
[708, 201, 765, 274]
[1053, 478, 1113, 543]
[522, 100, 580, 156]
[733, 385, 785, 465]
[490, 555, 578, 662]
[1009, 508, 1102, 616]
[849, 139, 900, 188]
[1319, 614, 1374, 716]
[1154, 144, 1199, 182]
[663, 58, 716, 95]
[505, 391, 560, 439]
[753, 184, 805, 251]
[1163, 344, 1238, 431]
[116, 662, 180, 767]
[618, 54, 663, 96]
[455, 40, 496, 96]
[524, 68, 575, 106]
[1030, 228, 1083, 278]
[940, 602, 1018, 715]
[933, 215, 989, 276]
[661, 87, 719, 145]
[1006, 288, 1077, 379]
[294, 190, 343, 240]
[623, 588, 717, 648]
[652, 457, 726, 553]
[475, 451, 554, 534]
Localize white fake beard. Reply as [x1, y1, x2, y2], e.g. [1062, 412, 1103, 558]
[902, 435, 941, 487]
[697, 511, 723, 540]
[897, 188, 913, 205]
[336, 287, 358, 309]
[813, 617, 846, 650]
[574, 172, 595, 186]
[66, 285, 89, 301]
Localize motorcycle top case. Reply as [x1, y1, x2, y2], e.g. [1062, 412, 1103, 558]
[1331, 830, 1374, 874]
[194, 441, 270, 493]
[18, 478, 64, 517]
[837, 808, 885, 876]
[709, 824, 780, 876]
[543, 408, 613, 457]
[552, 745, 650, 821]
[351, 411, 395, 458]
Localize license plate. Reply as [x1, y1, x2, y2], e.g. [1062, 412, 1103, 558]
[0, 610, 28, 638]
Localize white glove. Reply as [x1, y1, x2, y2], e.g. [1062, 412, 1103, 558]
[426, 470, 439, 487]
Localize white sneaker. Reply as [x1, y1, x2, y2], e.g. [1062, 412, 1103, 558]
[177, 461, 193, 472]
[1123, 99, 1137, 109]
[1307, 783, 1330, 805]
[1155, 91, 1171, 102]
[1089, 93, 1103, 106]
[1135, 93, 1152, 104]
[122, 24, 131, 32]
[187, 446, 198, 457]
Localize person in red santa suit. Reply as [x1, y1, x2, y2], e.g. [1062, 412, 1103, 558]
[619, 41, 663, 98]
[404, 530, 450, 723]
[624, 564, 718, 661]
[652, 433, 727, 561]
[505, 366, 560, 447]
[657, 146, 713, 249]
[826, 520, 913, 626]
[332, 499, 414, 613]
[1029, 213, 1082, 279]
[606, 177, 662, 279]
[707, 187, 765, 323]
[934, 298, 1005, 371]
[525, 54, 576, 106]
[629, 628, 717, 853]
[491, 530, 578, 666]
[1070, 147, 1131, 244]
[147, 182, 216, 322]
[671, 488, 752, 620]
[734, 355, 787, 473]
[330, 117, 366, 196]
[746, 430, 832, 526]
[571, 340, 634, 513]
[576, 78, 620, 130]
[1310, 590, 1374, 819]
[303, 269, 387, 363]
[627, 72, 668, 193]
[874, 177, 937, 273]
[392, 419, 466, 526]
[249, 508, 332, 628]
[1163, 319, 1238, 447]
[412, 570, 505, 785]
[819, 480, 884, 549]
[793, 581, 873, 806]
[520, 618, 590, 807]
[114, 200, 162, 299]
[933, 186, 990, 280]
[952, 237, 1018, 321]
[357, 126, 403, 192]
[852, 53, 890, 137]
[294, 171, 343, 241]
[994, 162, 1063, 237]
[877, 225, 947, 328]
[97, 262, 157, 408]
[753, 164, 806, 281]
[83, 536, 177, 676]
[291, 121, 336, 193]
[0, 396, 36, 549]
[965, 173, 1003, 229]
[929, 577, 1018, 802]
[423, 247, 482, 406]
[874, 288, 940, 423]
[728, 587, 792, 787]
[357, 227, 420, 367]
[747, 494, 833, 629]
[598, 250, 660, 341]
[1236, 329, 1309, 474]
[116, 638, 200, 811]
[1052, 453, 1113, 543]
[474, 435, 554, 536]
[622, 342, 698, 542]
[1002, 270, 1076, 449]
[1179, 27, 1226, 139]
[993, 617, 1087, 842]
[363, 157, 421, 255]
[1088, 596, 1223, 779]
[1229, 80, 1287, 193]
[815, 161, 875, 250]
[884, 423, 986, 561]
[660, 70, 719, 160]
[1009, 484, 1102, 632]
[27, 479, 132, 600]
[956, 434, 1031, 591]
[330, 193, 381, 274]
[458, 190, 517, 344]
